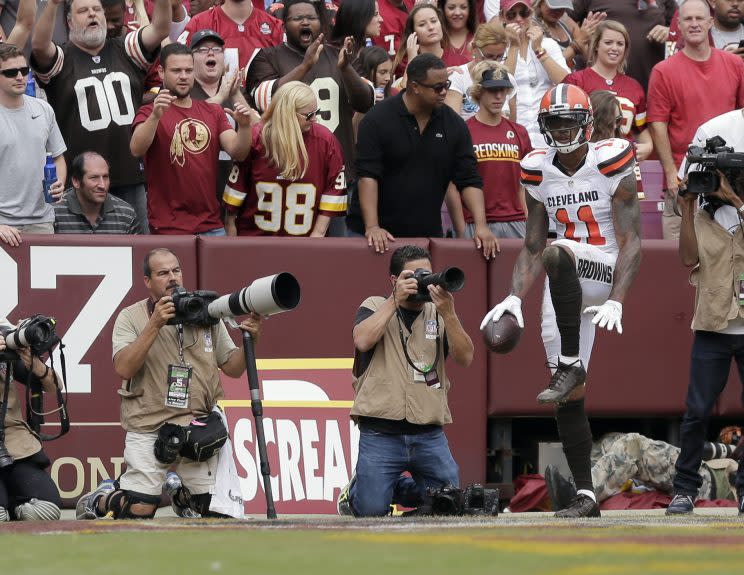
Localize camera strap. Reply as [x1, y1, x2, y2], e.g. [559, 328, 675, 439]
[394, 306, 441, 376]
[0, 361, 12, 444]
[25, 341, 70, 441]
[176, 323, 186, 366]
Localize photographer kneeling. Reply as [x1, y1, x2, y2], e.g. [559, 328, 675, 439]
[667, 135, 744, 515]
[0, 320, 63, 521]
[337, 245, 473, 517]
[76, 248, 262, 520]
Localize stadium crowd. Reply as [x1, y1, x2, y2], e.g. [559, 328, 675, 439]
[3, 0, 739, 246]
[3, 0, 744, 520]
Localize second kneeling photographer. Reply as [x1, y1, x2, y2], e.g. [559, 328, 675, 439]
[0, 316, 64, 522]
[337, 245, 475, 517]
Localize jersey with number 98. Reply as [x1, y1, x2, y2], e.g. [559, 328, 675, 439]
[520, 139, 636, 256]
[223, 122, 347, 236]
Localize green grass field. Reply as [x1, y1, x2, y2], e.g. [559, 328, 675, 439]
[3, 515, 744, 575]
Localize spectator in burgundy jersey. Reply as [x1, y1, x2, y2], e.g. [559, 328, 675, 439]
[564, 20, 652, 161]
[437, 0, 477, 66]
[391, 4, 455, 83]
[499, 0, 569, 148]
[330, 0, 383, 59]
[373, 0, 414, 57]
[448, 61, 532, 239]
[130, 43, 260, 235]
[647, 0, 744, 240]
[223, 81, 347, 236]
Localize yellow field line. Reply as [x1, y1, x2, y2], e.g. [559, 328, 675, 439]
[254, 358, 353, 370]
[554, 561, 738, 575]
[220, 400, 354, 408]
[327, 533, 744, 557]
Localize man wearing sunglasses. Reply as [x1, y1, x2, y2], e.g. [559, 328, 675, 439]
[0, 44, 66, 247]
[349, 52, 498, 259]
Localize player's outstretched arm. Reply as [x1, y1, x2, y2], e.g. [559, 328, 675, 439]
[511, 193, 549, 298]
[607, 172, 642, 304]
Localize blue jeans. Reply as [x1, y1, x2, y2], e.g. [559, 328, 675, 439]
[673, 331, 744, 496]
[349, 426, 459, 517]
[198, 227, 226, 237]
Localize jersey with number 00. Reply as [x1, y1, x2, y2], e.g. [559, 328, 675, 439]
[32, 29, 153, 188]
[223, 122, 347, 236]
[248, 42, 371, 179]
[520, 139, 636, 256]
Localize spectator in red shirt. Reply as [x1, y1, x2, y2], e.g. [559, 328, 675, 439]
[564, 20, 652, 161]
[448, 61, 532, 239]
[374, 0, 414, 56]
[179, 0, 284, 79]
[130, 43, 260, 235]
[223, 81, 348, 236]
[647, 0, 744, 239]
[437, 0, 477, 66]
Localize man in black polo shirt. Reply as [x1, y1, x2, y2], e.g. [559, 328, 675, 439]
[54, 152, 143, 235]
[348, 53, 498, 258]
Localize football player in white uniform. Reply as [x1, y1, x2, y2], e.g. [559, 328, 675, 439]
[480, 83, 642, 518]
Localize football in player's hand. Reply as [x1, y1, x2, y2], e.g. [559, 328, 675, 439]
[482, 312, 522, 354]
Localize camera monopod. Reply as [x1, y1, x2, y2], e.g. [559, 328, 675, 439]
[241, 330, 277, 519]
[208, 272, 302, 520]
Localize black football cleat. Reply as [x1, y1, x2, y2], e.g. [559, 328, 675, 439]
[554, 494, 600, 518]
[545, 465, 577, 512]
[537, 361, 587, 404]
[665, 494, 694, 516]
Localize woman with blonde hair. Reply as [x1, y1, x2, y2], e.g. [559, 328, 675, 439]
[223, 81, 348, 237]
[445, 21, 517, 121]
[564, 20, 653, 161]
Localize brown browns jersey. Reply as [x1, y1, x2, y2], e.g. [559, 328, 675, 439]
[32, 29, 154, 188]
[247, 42, 372, 179]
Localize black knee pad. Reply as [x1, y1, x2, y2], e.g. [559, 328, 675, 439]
[543, 246, 582, 357]
[542, 245, 575, 278]
[107, 490, 160, 519]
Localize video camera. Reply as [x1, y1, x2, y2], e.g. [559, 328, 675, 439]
[168, 272, 302, 326]
[0, 315, 59, 359]
[681, 136, 744, 196]
[408, 267, 466, 303]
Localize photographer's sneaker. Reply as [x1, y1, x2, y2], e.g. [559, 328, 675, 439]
[537, 361, 586, 404]
[163, 471, 201, 519]
[666, 494, 694, 515]
[76, 479, 116, 520]
[554, 494, 600, 518]
[336, 473, 356, 516]
[0, 506, 8, 522]
[14, 499, 61, 521]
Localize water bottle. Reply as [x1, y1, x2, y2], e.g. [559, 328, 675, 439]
[43, 156, 56, 203]
[25, 75, 36, 97]
[365, 37, 373, 48]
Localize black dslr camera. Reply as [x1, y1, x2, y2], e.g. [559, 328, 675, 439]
[0, 315, 59, 359]
[681, 136, 744, 196]
[408, 267, 466, 303]
[168, 287, 220, 326]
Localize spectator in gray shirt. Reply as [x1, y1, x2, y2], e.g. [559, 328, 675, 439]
[0, 43, 66, 247]
[54, 152, 143, 235]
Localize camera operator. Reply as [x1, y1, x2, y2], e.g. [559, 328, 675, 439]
[666, 153, 744, 515]
[76, 248, 262, 520]
[0, 320, 63, 522]
[336, 245, 473, 517]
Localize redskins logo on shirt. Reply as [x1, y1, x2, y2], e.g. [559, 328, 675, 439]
[169, 119, 211, 167]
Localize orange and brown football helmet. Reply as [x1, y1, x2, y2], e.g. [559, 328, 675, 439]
[537, 84, 594, 153]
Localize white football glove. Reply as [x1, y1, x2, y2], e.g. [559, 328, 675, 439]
[583, 299, 623, 334]
[480, 295, 524, 330]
